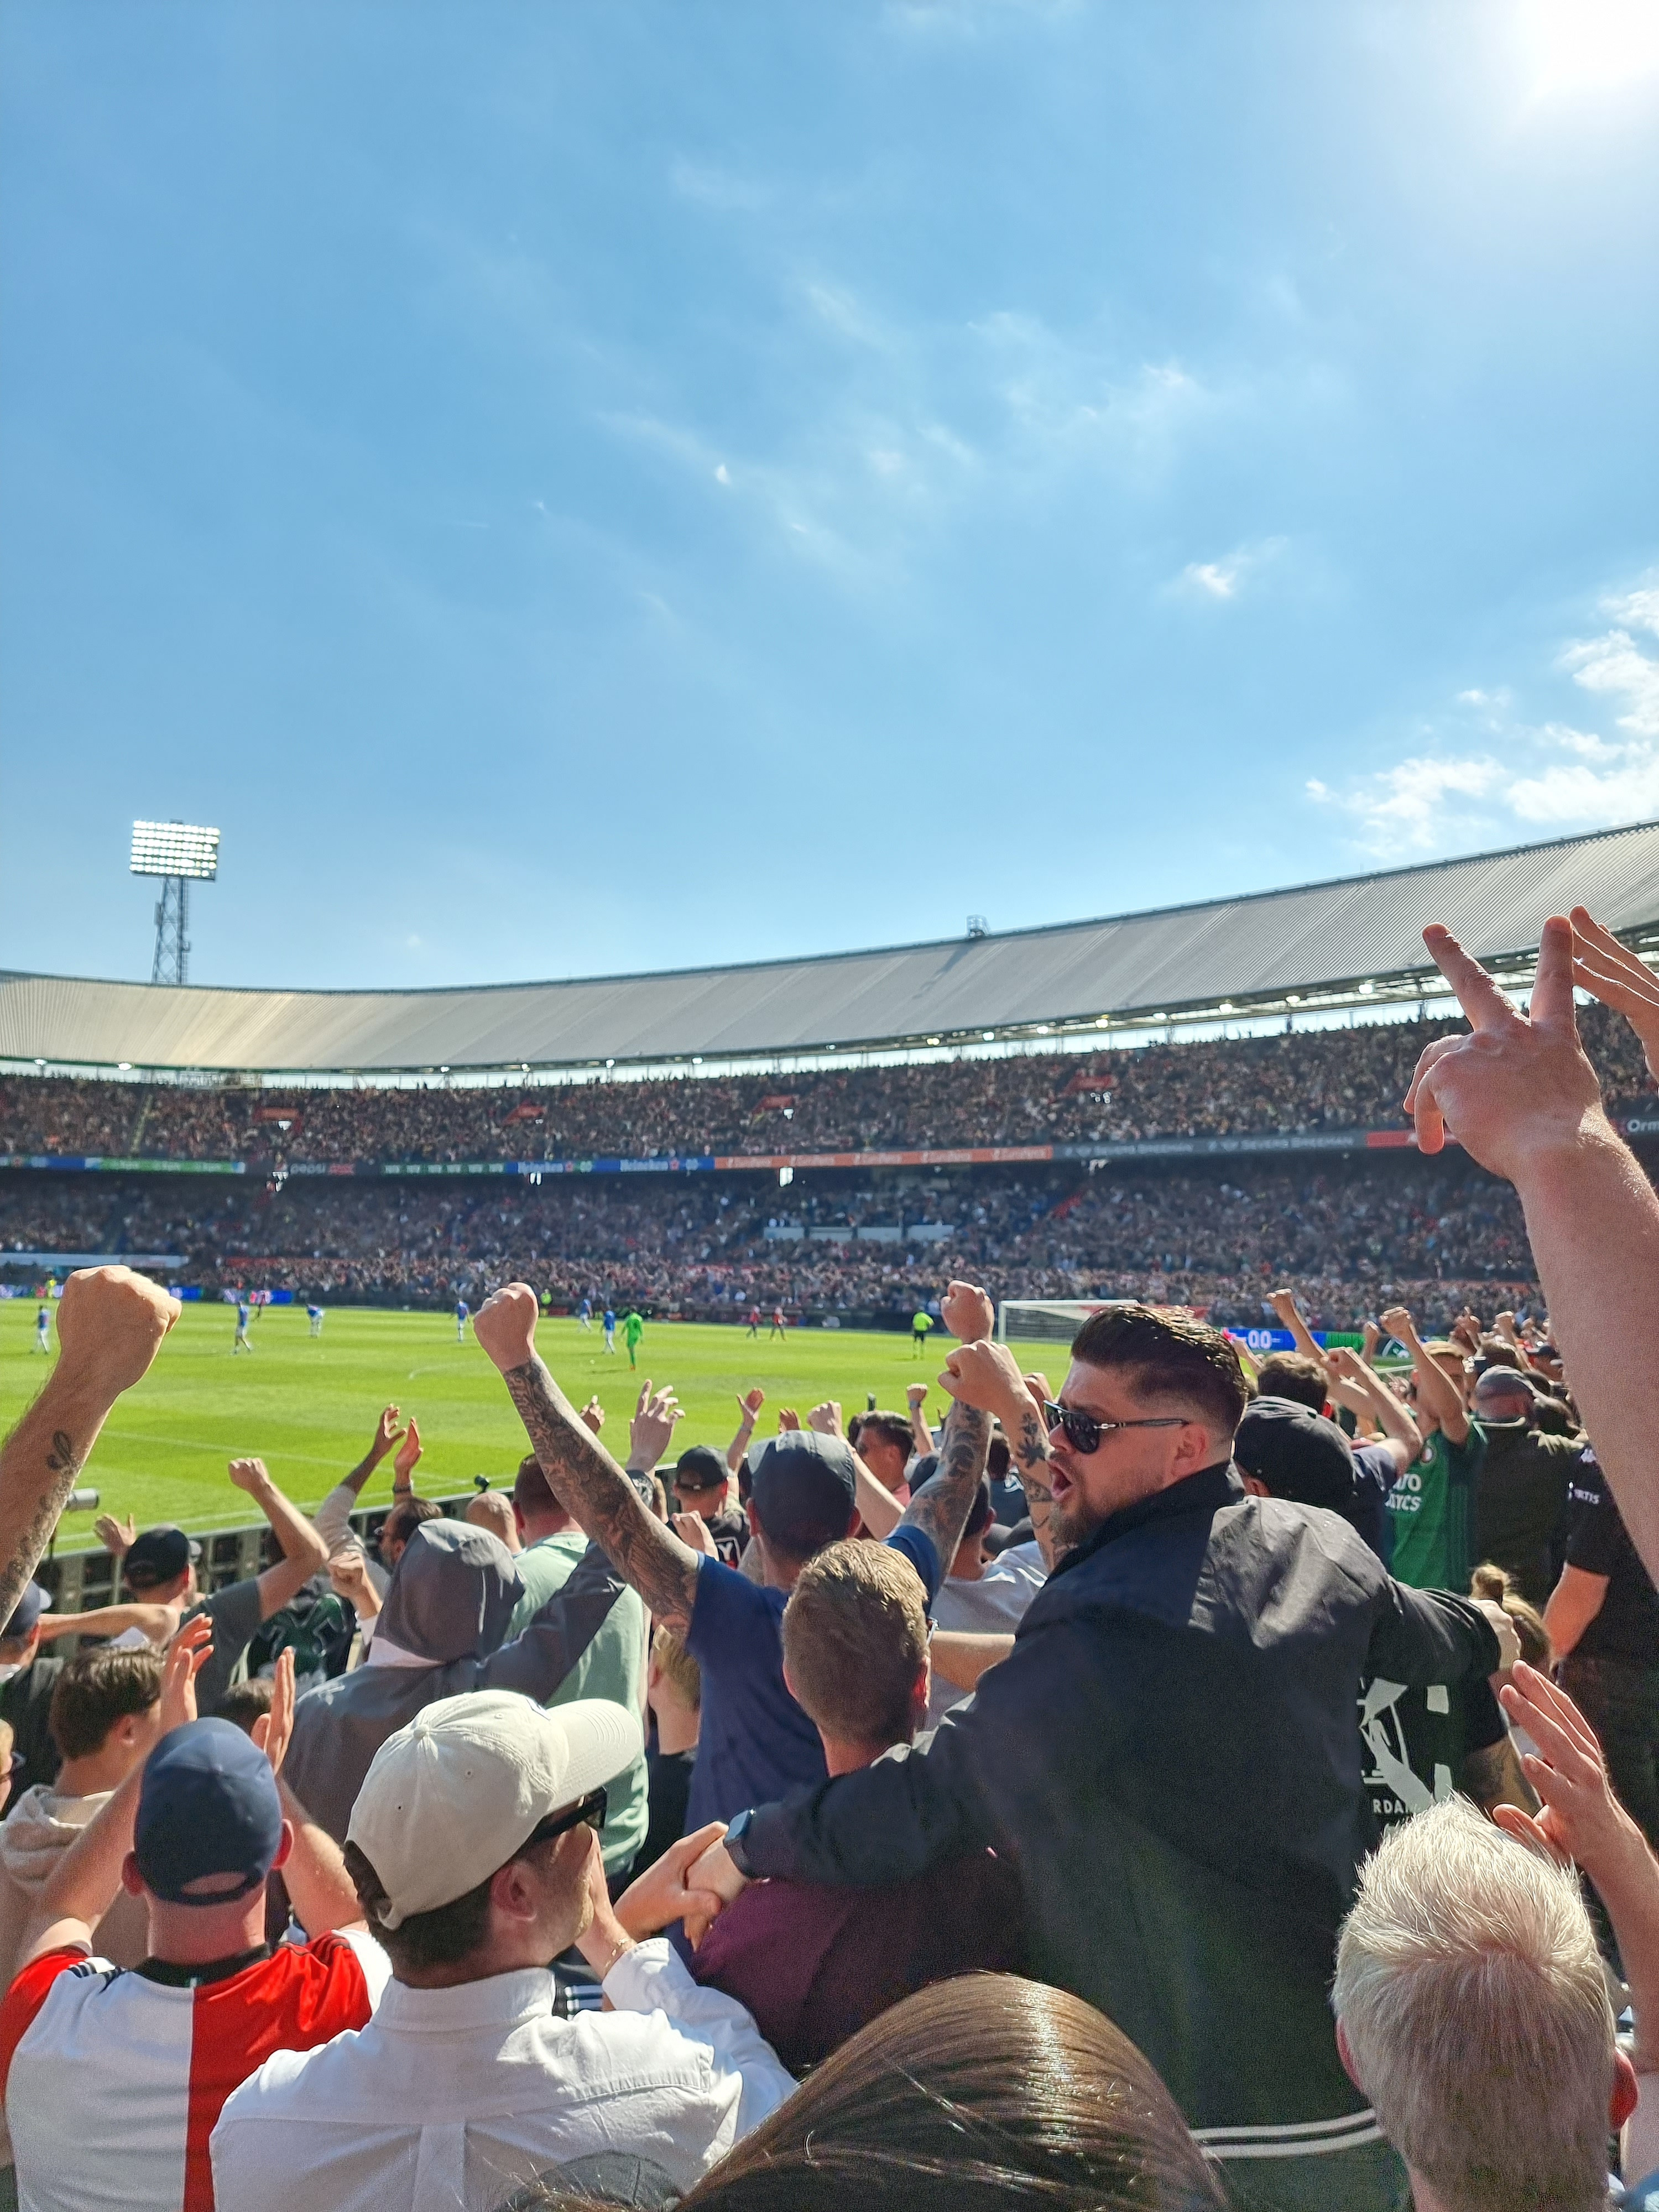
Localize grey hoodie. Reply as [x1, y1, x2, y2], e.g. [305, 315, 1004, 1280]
[283, 1518, 629, 1843]
[0, 1784, 148, 2169]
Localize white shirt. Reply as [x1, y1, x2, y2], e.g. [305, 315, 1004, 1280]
[210, 1939, 795, 2212]
[927, 1548, 1047, 1728]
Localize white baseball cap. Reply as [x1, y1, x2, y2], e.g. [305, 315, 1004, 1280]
[347, 1691, 642, 1928]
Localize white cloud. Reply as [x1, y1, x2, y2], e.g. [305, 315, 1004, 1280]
[714, 463, 731, 486]
[1172, 537, 1287, 602]
[1309, 573, 1659, 849]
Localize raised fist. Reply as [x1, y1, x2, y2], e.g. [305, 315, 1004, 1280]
[55, 1266, 180, 1400]
[941, 1280, 995, 1345]
[474, 1284, 540, 1373]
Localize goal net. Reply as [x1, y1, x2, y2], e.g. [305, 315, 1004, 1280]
[998, 1298, 1138, 1345]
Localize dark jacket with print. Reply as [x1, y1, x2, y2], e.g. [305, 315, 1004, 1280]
[740, 1462, 1498, 2144]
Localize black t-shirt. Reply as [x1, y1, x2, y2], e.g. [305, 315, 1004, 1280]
[1359, 1668, 1506, 1835]
[1473, 1421, 1577, 1608]
[0, 1655, 65, 1813]
[1564, 1444, 1659, 1667]
[635, 1746, 697, 1877]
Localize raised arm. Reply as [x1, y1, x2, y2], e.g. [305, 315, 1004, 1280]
[255, 1657, 364, 1937]
[1326, 1345, 1422, 1472]
[474, 1285, 704, 1637]
[35, 1601, 176, 1645]
[0, 1267, 179, 1627]
[806, 1401, 903, 1540]
[726, 1389, 763, 1476]
[901, 1282, 996, 1573]
[1380, 1303, 1468, 1445]
[1267, 1287, 1323, 1363]
[227, 1459, 330, 1618]
[314, 1406, 405, 1558]
[1406, 913, 1659, 1578]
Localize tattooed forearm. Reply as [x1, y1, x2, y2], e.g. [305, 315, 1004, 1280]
[1010, 1404, 1051, 1484]
[900, 1398, 990, 1572]
[502, 1355, 700, 1634]
[0, 1422, 87, 1627]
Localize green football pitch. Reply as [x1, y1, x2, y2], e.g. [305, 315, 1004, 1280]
[0, 1300, 1065, 1541]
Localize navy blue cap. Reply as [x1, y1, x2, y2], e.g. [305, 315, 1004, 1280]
[123, 1527, 201, 1591]
[749, 1432, 858, 1560]
[0, 1584, 49, 1641]
[133, 1720, 283, 1905]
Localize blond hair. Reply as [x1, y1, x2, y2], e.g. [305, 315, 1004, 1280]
[782, 1538, 928, 1749]
[1333, 1796, 1613, 2210]
[651, 1626, 701, 1710]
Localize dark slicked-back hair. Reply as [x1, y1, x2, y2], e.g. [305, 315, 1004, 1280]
[1071, 1304, 1249, 1443]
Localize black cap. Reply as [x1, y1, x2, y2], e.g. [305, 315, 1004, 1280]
[123, 1526, 201, 1590]
[0, 1583, 49, 1640]
[1235, 1397, 1357, 1519]
[672, 1446, 728, 1494]
[749, 1433, 858, 1561]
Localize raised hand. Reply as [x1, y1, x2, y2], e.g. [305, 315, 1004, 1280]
[578, 1396, 606, 1436]
[807, 1400, 843, 1438]
[628, 1381, 683, 1473]
[1268, 1288, 1300, 1323]
[250, 1648, 295, 1776]
[474, 1283, 540, 1373]
[938, 1337, 1027, 1417]
[1494, 1662, 1644, 1878]
[328, 1553, 379, 1616]
[776, 1407, 801, 1432]
[227, 1455, 271, 1496]
[1569, 903, 1659, 1081]
[906, 1383, 928, 1411]
[1379, 1305, 1413, 1344]
[159, 1614, 215, 1734]
[393, 1414, 422, 1489]
[1404, 917, 1605, 1175]
[671, 1511, 718, 1560]
[941, 1279, 995, 1344]
[735, 1387, 764, 1425]
[54, 1266, 180, 1399]
[1360, 1319, 1381, 1362]
[369, 1405, 405, 1464]
[93, 1511, 135, 1558]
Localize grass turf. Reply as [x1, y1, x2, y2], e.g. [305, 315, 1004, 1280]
[0, 1299, 1065, 1542]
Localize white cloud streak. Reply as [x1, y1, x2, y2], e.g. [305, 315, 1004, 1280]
[1309, 577, 1659, 849]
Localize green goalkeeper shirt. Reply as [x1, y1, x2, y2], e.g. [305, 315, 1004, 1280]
[1385, 1421, 1486, 1592]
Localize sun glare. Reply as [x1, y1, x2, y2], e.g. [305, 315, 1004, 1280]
[1521, 0, 1659, 98]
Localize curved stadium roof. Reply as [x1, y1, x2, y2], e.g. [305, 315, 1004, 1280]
[3, 821, 1657, 1077]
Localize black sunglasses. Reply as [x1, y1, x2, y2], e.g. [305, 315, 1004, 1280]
[521, 1788, 608, 1852]
[1042, 1401, 1191, 1457]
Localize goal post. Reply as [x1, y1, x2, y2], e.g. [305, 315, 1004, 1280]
[997, 1298, 1136, 1345]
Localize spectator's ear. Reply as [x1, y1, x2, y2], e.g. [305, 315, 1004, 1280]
[1334, 2020, 1365, 2098]
[119, 1850, 146, 1899]
[1611, 2051, 1640, 2130]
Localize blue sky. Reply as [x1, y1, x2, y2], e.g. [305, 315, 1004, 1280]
[3, 0, 1657, 992]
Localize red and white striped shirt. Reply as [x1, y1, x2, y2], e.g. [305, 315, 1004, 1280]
[0, 1933, 387, 2212]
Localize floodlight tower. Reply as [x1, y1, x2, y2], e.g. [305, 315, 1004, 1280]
[130, 820, 220, 985]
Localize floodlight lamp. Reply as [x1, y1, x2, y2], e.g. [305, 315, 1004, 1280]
[131, 821, 220, 880]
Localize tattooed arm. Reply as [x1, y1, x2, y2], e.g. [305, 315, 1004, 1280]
[474, 1285, 703, 1635]
[0, 1268, 179, 1629]
[937, 1335, 1060, 1568]
[899, 1283, 996, 1575]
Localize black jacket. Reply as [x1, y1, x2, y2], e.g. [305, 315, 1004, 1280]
[739, 1462, 1498, 2152]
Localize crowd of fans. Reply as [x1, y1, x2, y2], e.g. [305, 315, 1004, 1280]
[4, 996, 1654, 1168]
[0, 1154, 1562, 1331]
[0, 906, 1656, 2210]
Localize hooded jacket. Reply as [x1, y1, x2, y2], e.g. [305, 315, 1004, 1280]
[283, 1520, 630, 1843]
[0, 1784, 148, 2168]
[736, 1462, 1499, 2170]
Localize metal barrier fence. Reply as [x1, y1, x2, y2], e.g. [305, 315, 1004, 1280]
[34, 1493, 484, 1623]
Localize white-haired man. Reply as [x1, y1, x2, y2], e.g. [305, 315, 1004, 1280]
[1332, 1790, 1639, 2210]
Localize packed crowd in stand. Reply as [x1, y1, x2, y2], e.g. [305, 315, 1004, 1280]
[3, 998, 1654, 1167]
[0, 905, 1657, 2210]
[0, 1154, 1559, 1329]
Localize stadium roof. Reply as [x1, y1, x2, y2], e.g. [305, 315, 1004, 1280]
[4, 820, 1657, 1077]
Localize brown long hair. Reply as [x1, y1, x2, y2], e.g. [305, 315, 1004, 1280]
[675, 1974, 1227, 2211]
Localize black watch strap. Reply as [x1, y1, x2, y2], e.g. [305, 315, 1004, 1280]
[724, 1808, 757, 1876]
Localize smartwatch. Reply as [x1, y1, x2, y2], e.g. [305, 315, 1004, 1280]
[723, 1808, 758, 1876]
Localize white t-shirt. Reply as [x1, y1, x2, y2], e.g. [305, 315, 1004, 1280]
[927, 1550, 1047, 1728]
[211, 1938, 795, 2212]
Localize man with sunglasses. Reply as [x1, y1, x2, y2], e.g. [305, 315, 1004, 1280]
[212, 1692, 795, 2211]
[702, 1303, 1501, 2212]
